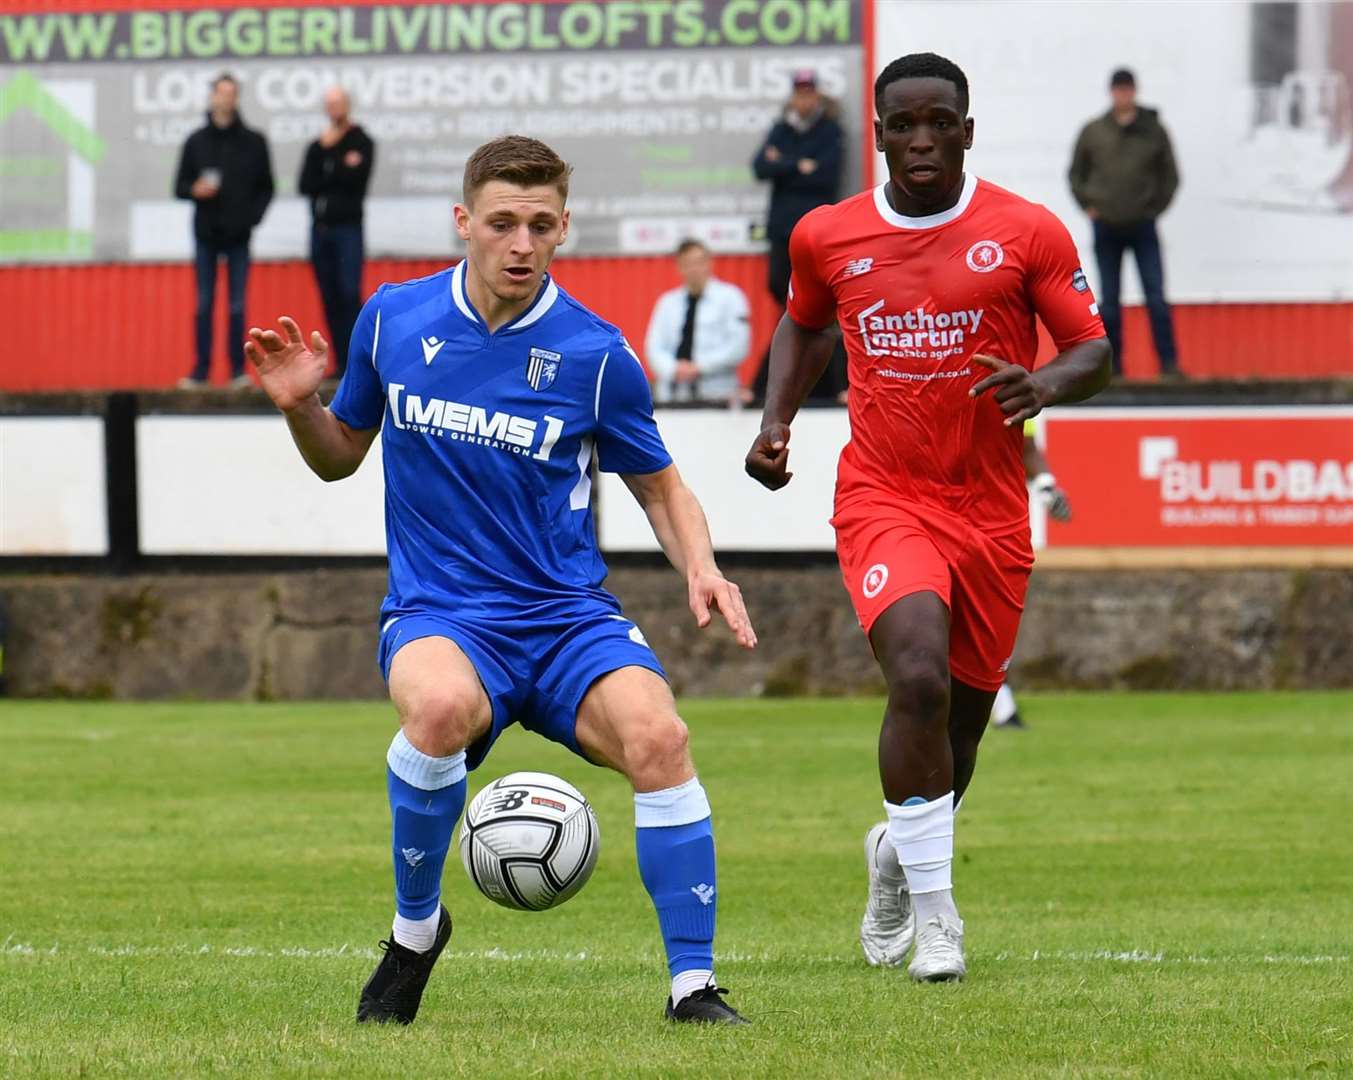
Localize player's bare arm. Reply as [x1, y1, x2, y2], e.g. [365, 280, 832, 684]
[969, 337, 1112, 427]
[246, 315, 377, 481]
[743, 314, 839, 490]
[621, 465, 757, 650]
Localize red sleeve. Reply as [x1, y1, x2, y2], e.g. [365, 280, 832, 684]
[785, 210, 837, 330]
[1025, 206, 1106, 351]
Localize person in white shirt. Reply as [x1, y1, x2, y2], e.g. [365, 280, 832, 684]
[645, 239, 751, 405]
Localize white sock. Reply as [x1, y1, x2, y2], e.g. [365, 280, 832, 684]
[671, 968, 714, 1005]
[392, 910, 441, 953]
[992, 683, 1017, 724]
[885, 792, 959, 924]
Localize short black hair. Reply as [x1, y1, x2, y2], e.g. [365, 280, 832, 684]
[675, 238, 708, 258]
[212, 72, 237, 91]
[874, 52, 969, 115]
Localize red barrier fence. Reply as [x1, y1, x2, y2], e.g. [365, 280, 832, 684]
[2, 257, 1351, 392]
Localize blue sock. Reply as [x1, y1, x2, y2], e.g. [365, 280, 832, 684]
[386, 730, 467, 920]
[634, 778, 716, 980]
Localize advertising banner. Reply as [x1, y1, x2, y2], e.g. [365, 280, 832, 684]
[0, 0, 864, 262]
[1042, 407, 1353, 547]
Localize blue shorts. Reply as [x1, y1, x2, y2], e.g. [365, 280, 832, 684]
[377, 601, 667, 772]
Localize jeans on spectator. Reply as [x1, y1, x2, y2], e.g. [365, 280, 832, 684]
[1092, 218, 1178, 375]
[192, 239, 250, 381]
[310, 223, 364, 376]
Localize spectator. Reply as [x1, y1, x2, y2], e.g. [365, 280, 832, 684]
[1069, 68, 1181, 378]
[751, 70, 847, 403]
[752, 69, 843, 309]
[644, 239, 751, 405]
[298, 86, 374, 378]
[173, 73, 274, 389]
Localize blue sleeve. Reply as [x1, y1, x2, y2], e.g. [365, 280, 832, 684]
[329, 289, 385, 431]
[594, 335, 673, 476]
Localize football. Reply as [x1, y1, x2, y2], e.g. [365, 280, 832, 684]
[458, 771, 600, 911]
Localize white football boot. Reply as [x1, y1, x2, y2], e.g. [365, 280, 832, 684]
[859, 823, 915, 966]
[908, 912, 966, 982]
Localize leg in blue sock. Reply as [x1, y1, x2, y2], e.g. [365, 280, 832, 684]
[388, 731, 467, 916]
[386, 730, 466, 948]
[635, 779, 717, 998]
[382, 635, 495, 952]
[573, 667, 741, 1017]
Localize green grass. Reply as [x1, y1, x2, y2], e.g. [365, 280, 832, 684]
[1, 694, 1351, 1078]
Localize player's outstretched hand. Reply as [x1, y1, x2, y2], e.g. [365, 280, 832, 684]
[745, 423, 793, 490]
[688, 571, 757, 650]
[245, 316, 330, 413]
[970, 354, 1047, 427]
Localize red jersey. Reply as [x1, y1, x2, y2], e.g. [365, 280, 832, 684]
[787, 174, 1105, 542]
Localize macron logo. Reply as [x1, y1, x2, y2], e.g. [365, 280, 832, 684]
[401, 847, 425, 869]
[691, 883, 715, 906]
[421, 336, 445, 365]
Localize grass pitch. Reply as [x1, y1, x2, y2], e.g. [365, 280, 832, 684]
[1, 693, 1350, 1078]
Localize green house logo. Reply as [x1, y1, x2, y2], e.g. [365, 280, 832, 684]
[0, 70, 106, 259]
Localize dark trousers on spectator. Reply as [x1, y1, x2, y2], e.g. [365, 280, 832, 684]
[192, 239, 250, 381]
[310, 223, 364, 376]
[1092, 219, 1178, 376]
[768, 234, 792, 306]
[754, 231, 848, 401]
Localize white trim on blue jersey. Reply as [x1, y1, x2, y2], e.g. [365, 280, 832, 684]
[594, 352, 609, 421]
[449, 258, 560, 331]
[451, 260, 478, 323]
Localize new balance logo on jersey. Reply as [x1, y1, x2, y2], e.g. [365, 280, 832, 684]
[401, 847, 425, 869]
[856, 300, 985, 362]
[843, 257, 874, 278]
[421, 336, 445, 365]
[387, 383, 566, 463]
[691, 883, 715, 906]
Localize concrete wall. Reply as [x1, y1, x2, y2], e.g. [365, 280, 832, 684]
[2, 564, 1349, 699]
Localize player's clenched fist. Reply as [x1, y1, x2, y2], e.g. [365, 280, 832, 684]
[744, 423, 794, 490]
[245, 316, 330, 413]
[969, 353, 1049, 427]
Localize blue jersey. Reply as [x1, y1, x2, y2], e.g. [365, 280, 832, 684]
[331, 261, 672, 620]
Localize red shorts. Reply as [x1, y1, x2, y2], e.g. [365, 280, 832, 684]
[831, 496, 1034, 692]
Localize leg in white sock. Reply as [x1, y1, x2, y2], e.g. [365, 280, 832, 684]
[884, 792, 959, 925]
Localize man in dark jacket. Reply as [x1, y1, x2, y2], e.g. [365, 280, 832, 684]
[173, 73, 275, 388]
[751, 69, 846, 401]
[1069, 68, 1181, 377]
[753, 69, 844, 305]
[299, 86, 374, 377]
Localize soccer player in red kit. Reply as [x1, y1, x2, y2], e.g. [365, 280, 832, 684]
[745, 53, 1111, 982]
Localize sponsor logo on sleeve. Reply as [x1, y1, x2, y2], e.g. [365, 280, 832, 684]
[1071, 268, 1089, 292]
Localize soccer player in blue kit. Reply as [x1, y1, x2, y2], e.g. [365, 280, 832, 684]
[245, 136, 754, 1026]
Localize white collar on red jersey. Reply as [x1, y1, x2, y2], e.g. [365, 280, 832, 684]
[872, 172, 978, 230]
